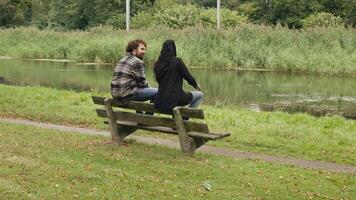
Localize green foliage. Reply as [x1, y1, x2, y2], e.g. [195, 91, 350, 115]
[237, 2, 259, 19]
[200, 8, 247, 28]
[0, 0, 32, 27]
[105, 13, 126, 29]
[30, 0, 51, 29]
[153, 0, 179, 10]
[302, 12, 344, 28]
[131, 10, 156, 29]
[179, 0, 241, 9]
[155, 3, 201, 28]
[1, 26, 356, 74]
[1, 0, 356, 29]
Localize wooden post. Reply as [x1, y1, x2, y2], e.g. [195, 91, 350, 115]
[217, 0, 221, 29]
[126, 0, 130, 32]
[173, 107, 196, 154]
[104, 98, 136, 144]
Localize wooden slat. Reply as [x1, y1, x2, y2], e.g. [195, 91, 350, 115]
[187, 131, 230, 140]
[96, 109, 108, 117]
[92, 96, 105, 105]
[116, 121, 178, 135]
[92, 96, 204, 119]
[96, 109, 208, 133]
[180, 108, 204, 119]
[112, 121, 229, 140]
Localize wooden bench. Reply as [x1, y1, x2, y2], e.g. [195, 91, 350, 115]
[92, 96, 230, 154]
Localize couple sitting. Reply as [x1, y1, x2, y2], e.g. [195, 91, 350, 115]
[111, 39, 203, 113]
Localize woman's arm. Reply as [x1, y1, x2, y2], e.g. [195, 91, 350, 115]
[177, 58, 199, 89]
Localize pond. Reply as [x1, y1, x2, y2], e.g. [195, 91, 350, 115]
[1, 59, 355, 119]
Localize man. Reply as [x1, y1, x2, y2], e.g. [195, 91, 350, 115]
[111, 39, 157, 102]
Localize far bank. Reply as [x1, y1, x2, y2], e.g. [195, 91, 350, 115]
[0, 26, 355, 74]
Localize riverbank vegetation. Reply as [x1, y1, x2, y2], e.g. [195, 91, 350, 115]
[1, 122, 355, 199]
[1, 0, 356, 74]
[1, 0, 355, 30]
[1, 26, 356, 74]
[0, 84, 355, 165]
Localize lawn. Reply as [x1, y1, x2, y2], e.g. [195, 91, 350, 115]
[0, 122, 355, 199]
[0, 85, 355, 166]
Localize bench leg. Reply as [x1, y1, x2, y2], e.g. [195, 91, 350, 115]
[115, 126, 137, 144]
[173, 107, 204, 154]
[105, 98, 136, 144]
[178, 137, 209, 154]
[193, 138, 209, 150]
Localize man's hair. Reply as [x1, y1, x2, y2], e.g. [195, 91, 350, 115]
[126, 39, 147, 53]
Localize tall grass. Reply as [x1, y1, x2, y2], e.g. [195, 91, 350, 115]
[0, 25, 356, 74]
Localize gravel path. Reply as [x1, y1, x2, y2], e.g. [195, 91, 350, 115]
[1, 117, 355, 174]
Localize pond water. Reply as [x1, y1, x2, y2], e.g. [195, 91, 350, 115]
[1, 59, 355, 119]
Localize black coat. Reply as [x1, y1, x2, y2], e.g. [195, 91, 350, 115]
[154, 57, 198, 112]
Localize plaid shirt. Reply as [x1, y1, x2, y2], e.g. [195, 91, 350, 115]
[111, 53, 148, 99]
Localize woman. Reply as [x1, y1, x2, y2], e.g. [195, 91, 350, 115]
[154, 40, 203, 112]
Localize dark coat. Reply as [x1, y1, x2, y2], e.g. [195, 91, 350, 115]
[154, 57, 198, 112]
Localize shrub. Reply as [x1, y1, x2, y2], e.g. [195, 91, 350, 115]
[237, 2, 259, 19]
[155, 3, 201, 29]
[105, 13, 126, 29]
[302, 12, 344, 28]
[200, 8, 247, 28]
[131, 11, 156, 29]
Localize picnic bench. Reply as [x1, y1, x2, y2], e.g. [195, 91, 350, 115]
[92, 96, 230, 154]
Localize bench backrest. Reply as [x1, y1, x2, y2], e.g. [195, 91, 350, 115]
[92, 96, 209, 133]
[92, 96, 205, 119]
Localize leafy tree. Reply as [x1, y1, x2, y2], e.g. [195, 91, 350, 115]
[321, 0, 356, 27]
[30, 0, 51, 29]
[0, 0, 32, 27]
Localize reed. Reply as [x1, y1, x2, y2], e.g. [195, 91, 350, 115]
[0, 25, 355, 74]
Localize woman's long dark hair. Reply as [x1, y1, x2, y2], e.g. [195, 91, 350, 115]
[154, 40, 177, 82]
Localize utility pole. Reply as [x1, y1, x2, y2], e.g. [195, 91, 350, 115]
[217, 0, 221, 29]
[126, 0, 130, 32]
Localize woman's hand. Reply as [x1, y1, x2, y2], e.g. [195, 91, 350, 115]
[196, 83, 202, 91]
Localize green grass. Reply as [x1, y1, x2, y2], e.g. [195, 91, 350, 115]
[0, 26, 356, 74]
[0, 84, 355, 166]
[0, 122, 355, 199]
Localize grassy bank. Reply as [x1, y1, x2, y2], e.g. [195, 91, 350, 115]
[0, 84, 355, 165]
[1, 122, 355, 199]
[0, 26, 356, 74]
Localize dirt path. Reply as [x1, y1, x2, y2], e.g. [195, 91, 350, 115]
[1, 117, 355, 174]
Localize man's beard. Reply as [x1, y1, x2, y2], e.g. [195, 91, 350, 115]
[137, 54, 144, 60]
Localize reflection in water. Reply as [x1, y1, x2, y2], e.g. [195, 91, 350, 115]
[0, 59, 355, 118]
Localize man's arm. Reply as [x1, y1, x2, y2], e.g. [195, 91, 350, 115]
[132, 61, 149, 88]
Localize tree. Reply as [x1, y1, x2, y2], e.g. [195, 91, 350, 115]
[0, 0, 32, 27]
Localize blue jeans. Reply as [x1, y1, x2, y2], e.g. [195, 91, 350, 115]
[189, 91, 203, 108]
[133, 87, 158, 102]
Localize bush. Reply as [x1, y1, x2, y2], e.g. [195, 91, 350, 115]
[105, 14, 126, 29]
[302, 12, 344, 28]
[237, 2, 259, 19]
[200, 8, 247, 28]
[131, 11, 156, 29]
[155, 3, 201, 29]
